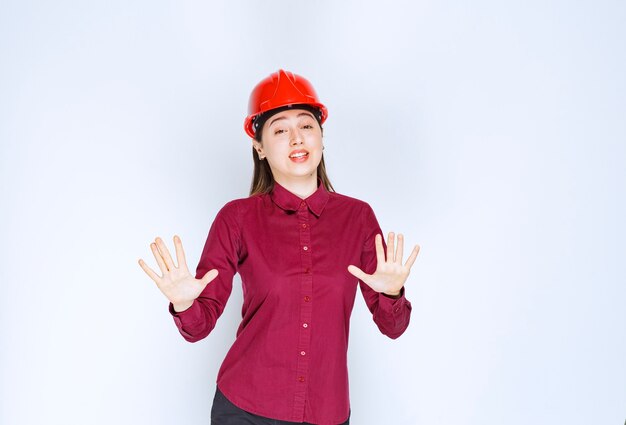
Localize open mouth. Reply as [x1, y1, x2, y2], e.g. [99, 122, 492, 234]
[289, 150, 309, 162]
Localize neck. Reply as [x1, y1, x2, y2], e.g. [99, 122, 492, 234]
[274, 173, 318, 199]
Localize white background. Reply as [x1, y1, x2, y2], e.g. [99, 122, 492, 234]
[1, 1, 624, 424]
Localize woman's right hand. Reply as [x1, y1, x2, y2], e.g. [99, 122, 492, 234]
[138, 235, 219, 312]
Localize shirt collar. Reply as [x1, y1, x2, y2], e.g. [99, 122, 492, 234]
[270, 177, 329, 217]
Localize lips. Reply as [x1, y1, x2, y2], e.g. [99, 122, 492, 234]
[289, 149, 309, 162]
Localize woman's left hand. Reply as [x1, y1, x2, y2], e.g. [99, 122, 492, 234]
[348, 232, 420, 297]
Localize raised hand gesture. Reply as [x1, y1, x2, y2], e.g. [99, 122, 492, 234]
[347, 232, 420, 297]
[138, 235, 219, 312]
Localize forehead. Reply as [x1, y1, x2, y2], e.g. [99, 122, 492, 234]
[265, 108, 316, 126]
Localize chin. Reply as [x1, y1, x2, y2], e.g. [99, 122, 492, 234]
[292, 169, 317, 178]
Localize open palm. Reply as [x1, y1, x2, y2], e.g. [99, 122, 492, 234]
[138, 235, 218, 311]
[348, 232, 420, 296]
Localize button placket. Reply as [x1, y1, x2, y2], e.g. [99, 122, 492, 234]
[292, 201, 313, 420]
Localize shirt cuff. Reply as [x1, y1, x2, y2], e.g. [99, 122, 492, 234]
[378, 286, 408, 314]
[168, 300, 203, 330]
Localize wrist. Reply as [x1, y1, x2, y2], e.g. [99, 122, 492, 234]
[173, 300, 194, 312]
[382, 289, 402, 299]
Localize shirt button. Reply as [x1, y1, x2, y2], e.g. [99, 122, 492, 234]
[300, 351, 306, 356]
[303, 246, 308, 251]
[300, 201, 306, 207]
[298, 376, 305, 382]
[301, 223, 307, 229]
[303, 323, 308, 328]
[304, 296, 310, 302]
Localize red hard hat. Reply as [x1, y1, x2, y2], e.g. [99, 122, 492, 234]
[244, 69, 328, 138]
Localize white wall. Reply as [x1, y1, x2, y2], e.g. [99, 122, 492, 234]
[1, 0, 624, 424]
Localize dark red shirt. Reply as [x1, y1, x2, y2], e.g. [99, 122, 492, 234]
[169, 179, 412, 425]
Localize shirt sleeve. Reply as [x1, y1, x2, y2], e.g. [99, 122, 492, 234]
[357, 203, 412, 339]
[168, 201, 241, 342]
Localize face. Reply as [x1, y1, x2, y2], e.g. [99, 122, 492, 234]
[253, 108, 324, 185]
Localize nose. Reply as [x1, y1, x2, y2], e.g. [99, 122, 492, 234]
[290, 128, 303, 145]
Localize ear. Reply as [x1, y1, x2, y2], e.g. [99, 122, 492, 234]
[252, 140, 265, 159]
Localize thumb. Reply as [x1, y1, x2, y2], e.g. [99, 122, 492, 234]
[198, 269, 219, 288]
[347, 265, 368, 282]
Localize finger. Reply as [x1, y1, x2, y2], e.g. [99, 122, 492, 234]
[155, 236, 175, 270]
[375, 234, 385, 265]
[173, 235, 188, 271]
[404, 244, 421, 269]
[386, 231, 395, 263]
[138, 258, 162, 284]
[150, 242, 169, 274]
[199, 269, 219, 288]
[396, 233, 404, 264]
[347, 265, 369, 282]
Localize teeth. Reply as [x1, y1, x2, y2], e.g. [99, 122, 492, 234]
[290, 152, 308, 158]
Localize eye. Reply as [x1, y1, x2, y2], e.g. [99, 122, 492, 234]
[302, 124, 314, 129]
[274, 128, 286, 135]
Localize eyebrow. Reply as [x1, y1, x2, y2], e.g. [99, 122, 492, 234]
[268, 112, 316, 128]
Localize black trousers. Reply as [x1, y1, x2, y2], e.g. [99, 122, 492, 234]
[211, 387, 350, 425]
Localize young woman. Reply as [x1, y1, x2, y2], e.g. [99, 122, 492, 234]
[138, 69, 420, 425]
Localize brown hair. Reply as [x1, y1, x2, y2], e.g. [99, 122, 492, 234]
[248, 110, 335, 196]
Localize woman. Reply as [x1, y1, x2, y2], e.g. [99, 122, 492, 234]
[138, 69, 420, 425]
